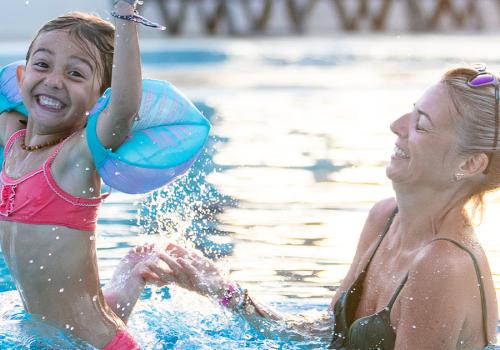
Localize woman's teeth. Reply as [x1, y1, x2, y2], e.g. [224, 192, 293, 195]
[394, 145, 409, 159]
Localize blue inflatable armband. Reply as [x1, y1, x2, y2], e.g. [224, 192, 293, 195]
[0, 61, 211, 194]
[0, 61, 27, 171]
[86, 79, 210, 193]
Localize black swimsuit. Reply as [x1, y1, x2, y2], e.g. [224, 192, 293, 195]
[329, 209, 493, 350]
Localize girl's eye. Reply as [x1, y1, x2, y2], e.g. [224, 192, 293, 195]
[33, 62, 48, 69]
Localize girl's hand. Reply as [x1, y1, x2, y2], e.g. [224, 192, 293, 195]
[112, 244, 171, 287]
[114, 0, 141, 7]
[156, 243, 226, 298]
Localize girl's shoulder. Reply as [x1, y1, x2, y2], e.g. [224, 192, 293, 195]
[0, 111, 27, 146]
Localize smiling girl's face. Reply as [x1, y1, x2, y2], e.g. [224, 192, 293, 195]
[19, 30, 102, 133]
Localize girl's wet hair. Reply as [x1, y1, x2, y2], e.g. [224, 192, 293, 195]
[26, 12, 115, 94]
[442, 67, 500, 217]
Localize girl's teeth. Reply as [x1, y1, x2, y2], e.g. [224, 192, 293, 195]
[39, 95, 63, 110]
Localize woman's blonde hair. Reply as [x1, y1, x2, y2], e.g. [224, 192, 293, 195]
[442, 67, 500, 217]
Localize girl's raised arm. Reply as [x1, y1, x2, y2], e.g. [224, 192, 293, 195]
[97, 0, 142, 150]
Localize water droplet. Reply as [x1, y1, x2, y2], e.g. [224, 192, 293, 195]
[78, 278, 83, 282]
[59, 288, 64, 293]
[47, 278, 51, 282]
[48, 253, 52, 256]
[56, 236, 60, 240]
[82, 190, 86, 194]
[89, 187, 94, 193]
[112, 133, 116, 136]
[412, 325, 416, 329]
[29, 259, 34, 264]
[92, 295, 98, 302]
[70, 326, 74, 331]
[89, 236, 95, 241]
[116, 303, 121, 308]
[41, 316, 46, 320]
[65, 324, 70, 329]
[85, 112, 90, 116]
[25, 0, 29, 4]
[85, 167, 90, 171]
[114, 171, 120, 176]
[52, 227, 58, 231]
[40, 266, 44, 270]
[409, 297, 413, 301]
[76, 163, 80, 167]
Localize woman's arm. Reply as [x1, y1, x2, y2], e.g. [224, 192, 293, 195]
[96, 0, 142, 150]
[156, 243, 334, 341]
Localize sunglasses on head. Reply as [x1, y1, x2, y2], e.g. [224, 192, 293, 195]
[466, 63, 499, 174]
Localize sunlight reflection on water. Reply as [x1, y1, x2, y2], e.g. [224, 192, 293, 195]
[1, 34, 500, 347]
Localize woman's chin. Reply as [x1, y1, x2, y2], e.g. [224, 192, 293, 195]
[385, 165, 406, 183]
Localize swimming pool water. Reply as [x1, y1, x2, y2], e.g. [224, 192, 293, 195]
[1, 34, 500, 348]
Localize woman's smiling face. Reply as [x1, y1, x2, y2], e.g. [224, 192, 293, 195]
[387, 83, 463, 188]
[19, 30, 102, 133]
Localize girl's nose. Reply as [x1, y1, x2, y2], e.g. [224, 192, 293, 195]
[390, 113, 410, 138]
[43, 71, 63, 90]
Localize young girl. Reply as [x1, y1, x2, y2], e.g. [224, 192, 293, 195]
[0, 1, 156, 348]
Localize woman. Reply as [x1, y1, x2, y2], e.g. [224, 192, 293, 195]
[147, 65, 499, 349]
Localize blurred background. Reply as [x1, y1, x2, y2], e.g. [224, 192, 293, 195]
[3, 0, 500, 38]
[2, 0, 500, 348]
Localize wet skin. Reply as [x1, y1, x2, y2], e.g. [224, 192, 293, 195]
[0, 8, 141, 346]
[0, 53, 124, 348]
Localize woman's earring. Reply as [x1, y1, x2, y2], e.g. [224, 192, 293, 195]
[453, 172, 465, 182]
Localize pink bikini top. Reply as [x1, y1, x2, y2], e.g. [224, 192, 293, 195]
[0, 129, 108, 231]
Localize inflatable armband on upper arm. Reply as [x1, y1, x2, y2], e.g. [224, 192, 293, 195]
[86, 79, 211, 193]
[0, 61, 211, 194]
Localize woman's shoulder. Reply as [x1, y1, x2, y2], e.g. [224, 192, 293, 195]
[401, 237, 497, 346]
[355, 198, 398, 254]
[361, 197, 398, 238]
[406, 236, 488, 310]
[367, 197, 397, 222]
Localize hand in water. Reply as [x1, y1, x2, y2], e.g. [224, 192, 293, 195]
[112, 244, 173, 287]
[156, 243, 226, 298]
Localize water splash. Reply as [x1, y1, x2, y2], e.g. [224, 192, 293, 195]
[138, 102, 236, 259]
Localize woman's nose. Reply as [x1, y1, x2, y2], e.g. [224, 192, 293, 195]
[390, 113, 410, 137]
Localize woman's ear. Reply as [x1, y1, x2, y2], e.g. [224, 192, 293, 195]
[16, 65, 25, 87]
[459, 153, 489, 177]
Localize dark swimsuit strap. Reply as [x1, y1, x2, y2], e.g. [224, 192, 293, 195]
[430, 238, 490, 345]
[360, 207, 399, 275]
[386, 272, 409, 310]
